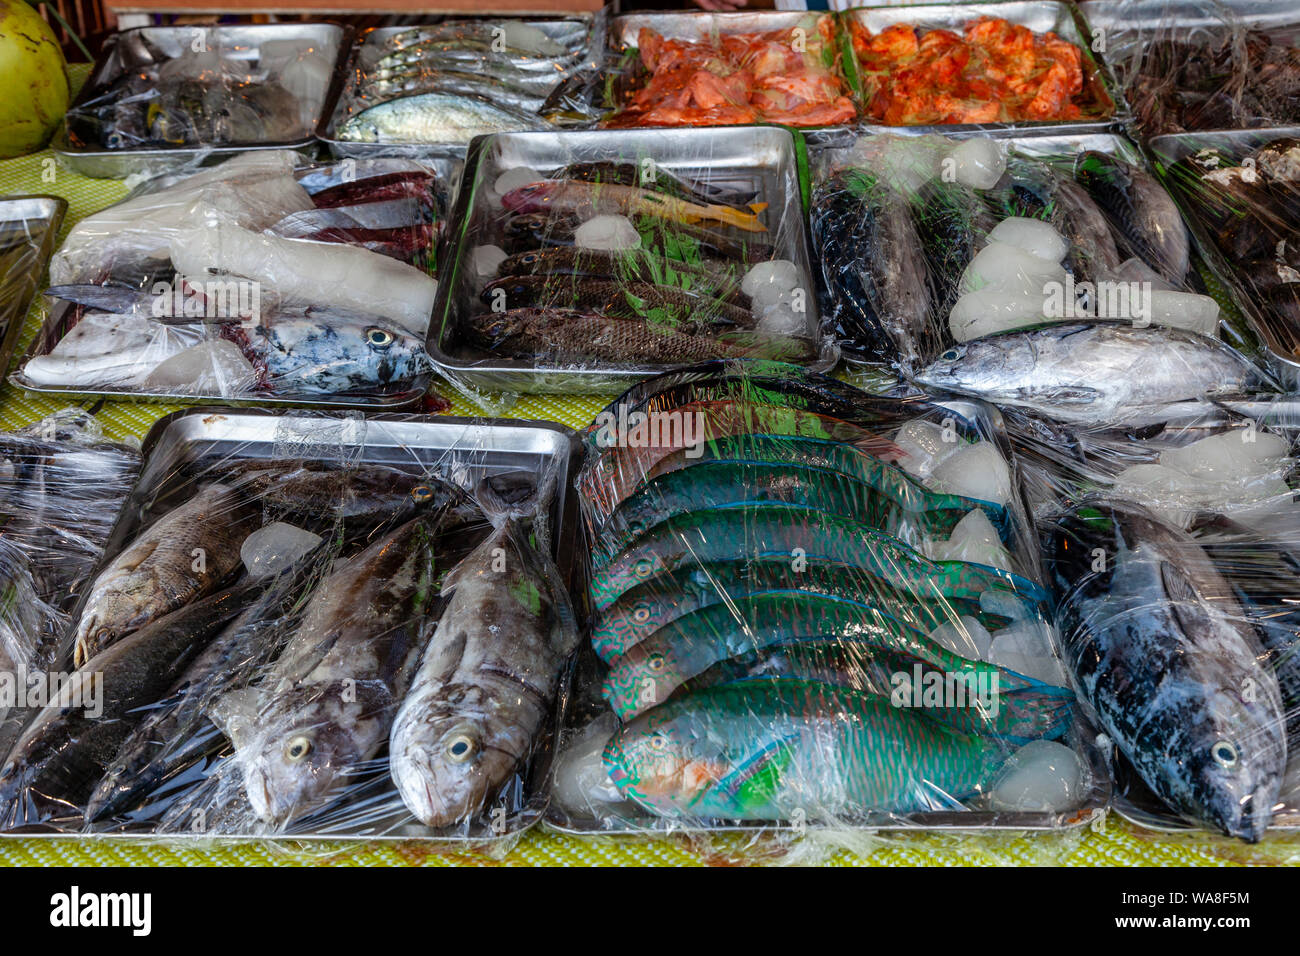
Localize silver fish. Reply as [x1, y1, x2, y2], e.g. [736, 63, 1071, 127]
[74, 482, 259, 667]
[389, 485, 576, 828]
[338, 92, 539, 145]
[914, 323, 1269, 426]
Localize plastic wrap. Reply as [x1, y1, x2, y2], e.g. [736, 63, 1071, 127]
[13, 150, 452, 408]
[843, 3, 1118, 131]
[1153, 129, 1300, 388]
[548, 359, 1106, 835]
[1082, 0, 1300, 138]
[323, 17, 601, 154]
[0, 409, 581, 841]
[0, 196, 66, 381]
[55, 24, 345, 179]
[809, 130, 1274, 424]
[598, 12, 857, 130]
[429, 127, 835, 402]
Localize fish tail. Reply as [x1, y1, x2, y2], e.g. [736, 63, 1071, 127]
[702, 203, 768, 234]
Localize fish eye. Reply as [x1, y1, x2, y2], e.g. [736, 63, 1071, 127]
[633, 558, 653, 579]
[1212, 740, 1238, 769]
[649, 734, 668, 752]
[940, 348, 963, 362]
[94, 626, 114, 644]
[521, 253, 538, 264]
[285, 736, 313, 762]
[632, 604, 652, 624]
[410, 484, 433, 501]
[647, 654, 665, 673]
[366, 327, 395, 348]
[445, 733, 477, 763]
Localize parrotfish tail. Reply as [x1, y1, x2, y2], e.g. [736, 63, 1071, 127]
[705, 203, 768, 234]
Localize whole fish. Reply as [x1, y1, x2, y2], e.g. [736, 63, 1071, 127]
[1074, 151, 1191, 285]
[591, 557, 1010, 664]
[914, 323, 1269, 426]
[1043, 499, 1285, 841]
[912, 178, 997, 317]
[553, 160, 760, 210]
[604, 679, 1007, 820]
[810, 169, 931, 366]
[601, 590, 1058, 720]
[0, 583, 254, 825]
[338, 93, 539, 144]
[388, 497, 577, 827]
[679, 642, 1073, 742]
[594, 461, 1001, 564]
[495, 247, 747, 304]
[590, 504, 1045, 613]
[465, 309, 815, 366]
[220, 512, 457, 825]
[377, 21, 586, 59]
[480, 275, 755, 329]
[502, 212, 773, 263]
[361, 71, 547, 113]
[502, 181, 768, 234]
[74, 482, 259, 666]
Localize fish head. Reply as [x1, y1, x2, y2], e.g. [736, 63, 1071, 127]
[913, 343, 971, 392]
[601, 636, 704, 719]
[500, 182, 554, 214]
[73, 584, 151, 667]
[391, 690, 530, 828]
[241, 685, 384, 826]
[603, 707, 729, 815]
[504, 213, 550, 241]
[259, 313, 428, 395]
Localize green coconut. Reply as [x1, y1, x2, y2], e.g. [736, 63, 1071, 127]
[0, 1, 70, 159]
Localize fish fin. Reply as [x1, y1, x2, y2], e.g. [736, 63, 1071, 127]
[747, 202, 769, 216]
[709, 736, 795, 809]
[207, 686, 262, 750]
[1033, 387, 1102, 405]
[475, 471, 540, 522]
[702, 203, 767, 234]
[1160, 560, 1214, 636]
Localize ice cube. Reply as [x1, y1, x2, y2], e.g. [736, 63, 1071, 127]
[143, 339, 258, 396]
[925, 509, 1013, 572]
[929, 441, 1012, 506]
[986, 217, 1068, 264]
[754, 302, 806, 337]
[981, 588, 1034, 622]
[961, 241, 1067, 296]
[551, 713, 628, 815]
[574, 214, 640, 251]
[742, 259, 801, 298]
[493, 166, 541, 197]
[471, 244, 508, 278]
[1145, 291, 1220, 336]
[946, 137, 1006, 190]
[949, 287, 1051, 342]
[990, 741, 1084, 813]
[1162, 429, 1289, 478]
[927, 615, 993, 662]
[1112, 462, 1201, 529]
[894, 419, 962, 479]
[989, 620, 1069, 686]
[240, 522, 323, 580]
[874, 135, 945, 193]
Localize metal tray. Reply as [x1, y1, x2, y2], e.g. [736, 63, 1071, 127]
[1081, 0, 1300, 140]
[429, 126, 832, 395]
[1147, 128, 1300, 387]
[602, 10, 857, 135]
[841, 0, 1124, 137]
[545, 395, 1112, 836]
[52, 24, 348, 181]
[4, 408, 585, 843]
[0, 196, 65, 380]
[321, 16, 598, 161]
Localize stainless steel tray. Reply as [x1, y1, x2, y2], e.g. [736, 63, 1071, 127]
[5, 408, 585, 843]
[429, 126, 832, 395]
[1147, 128, 1300, 387]
[0, 196, 65, 380]
[321, 16, 597, 161]
[545, 394, 1112, 836]
[52, 24, 348, 180]
[841, 0, 1125, 137]
[1081, 0, 1300, 139]
[602, 10, 857, 135]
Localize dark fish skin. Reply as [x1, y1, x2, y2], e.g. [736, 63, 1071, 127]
[1074, 151, 1191, 285]
[810, 169, 931, 366]
[466, 309, 815, 365]
[480, 275, 755, 330]
[495, 247, 748, 306]
[553, 161, 760, 210]
[0, 583, 256, 826]
[911, 178, 996, 318]
[1043, 499, 1285, 841]
[501, 212, 774, 263]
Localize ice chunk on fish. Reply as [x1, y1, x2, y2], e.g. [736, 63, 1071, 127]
[990, 740, 1083, 812]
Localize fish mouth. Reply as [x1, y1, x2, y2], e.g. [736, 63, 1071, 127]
[1227, 789, 1277, 844]
[393, 748, 446, 827]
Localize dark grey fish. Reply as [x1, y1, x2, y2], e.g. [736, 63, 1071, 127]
[1043, 499, 1285, 841]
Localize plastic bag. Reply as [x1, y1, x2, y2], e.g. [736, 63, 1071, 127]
[599, 12, 856, 129]
[328, 17, 600, 148]
[17, 150, 450, 405]
[65, 24, 340, 152]
[1084, 0, 1300, 137]
[809, 131, 1273, 426]
[431, 126, 834, 408]
[550, 359, 1101, 834]
[0, 410, 580, 840]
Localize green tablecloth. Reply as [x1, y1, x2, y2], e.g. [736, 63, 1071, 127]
[3, 146, 1297, 868]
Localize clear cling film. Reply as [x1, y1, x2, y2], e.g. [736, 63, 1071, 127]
[12, 150, 454, 409]
[549, 359, 1106, 837]
[0, 195, 65, 386]
[429, 127, 834, 403]
[0, 410, 582, 841]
